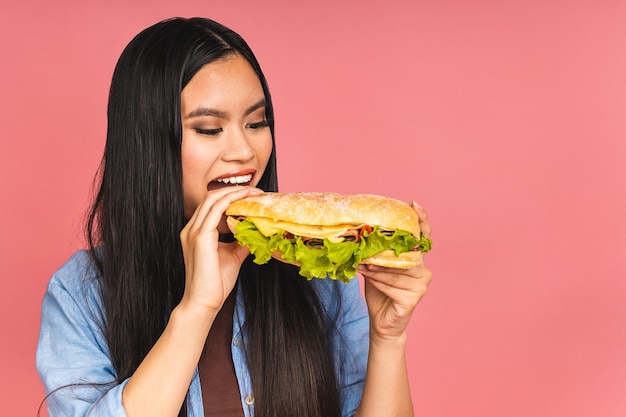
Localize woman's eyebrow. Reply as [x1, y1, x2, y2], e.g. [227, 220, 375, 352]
[186, 107, 227, 119]
[185, 99, 267, 120]
[243, 99, 267, 117]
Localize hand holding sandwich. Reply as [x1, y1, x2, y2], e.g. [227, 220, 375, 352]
[358, 201, 433, 341]
[179, 186, 263, 317]
[355, 202, 432, 417]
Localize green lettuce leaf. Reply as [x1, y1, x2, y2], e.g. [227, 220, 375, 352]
[233, 217, 274, 264]
[233, 218, 433, 283]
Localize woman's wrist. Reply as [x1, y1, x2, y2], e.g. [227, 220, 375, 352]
[369, 329, 408, 351]
[357, 330, 413, 417]
[171, 299, 217, 333]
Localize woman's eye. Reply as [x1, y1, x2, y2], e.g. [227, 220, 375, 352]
[247, 120, 269, 130]
[195, 127, 222, 136]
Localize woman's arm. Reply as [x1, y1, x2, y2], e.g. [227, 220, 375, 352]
[37, 187, 260, 417]
[120, 302, 215, 417]
[354, 314, 415, 416]
[121, 186, 261, 417]
[355, 202, 433, 417]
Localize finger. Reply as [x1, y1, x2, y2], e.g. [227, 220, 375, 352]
[411, 201, 431, 238]
[188, 186, 262, 234]
[187, 186, 247, 230]
[184, 186, 242, 236]
[362, 275, 426, 316]
[358, 264, 428, 291]
[221, 240, 251, 266]
[181, 187, 261, 254]
[360, 262, 432, 287]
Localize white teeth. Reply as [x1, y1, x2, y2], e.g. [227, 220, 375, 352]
[215, 174, 253, 184]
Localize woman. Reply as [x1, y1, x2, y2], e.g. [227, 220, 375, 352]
[36, 17, 433, 417]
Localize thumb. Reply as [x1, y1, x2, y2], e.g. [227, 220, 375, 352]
[223, 240, 251, 266]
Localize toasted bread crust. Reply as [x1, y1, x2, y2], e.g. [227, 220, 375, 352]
[226, 192, 420, 236]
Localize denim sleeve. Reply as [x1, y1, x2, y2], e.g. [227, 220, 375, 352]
[36, 252, 129, 417]
[315, 277, 370, 417]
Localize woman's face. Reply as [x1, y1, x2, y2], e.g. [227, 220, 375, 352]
[180, 54, 273, 224]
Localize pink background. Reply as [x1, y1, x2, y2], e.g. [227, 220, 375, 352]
[1, 0, 625, 415]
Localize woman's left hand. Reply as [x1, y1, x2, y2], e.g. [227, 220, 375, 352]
[357, 202, 433, 341]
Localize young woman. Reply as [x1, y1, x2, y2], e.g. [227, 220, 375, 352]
[36, 17, 433, 417]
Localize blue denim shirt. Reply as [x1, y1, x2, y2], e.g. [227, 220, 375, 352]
[37, 250, 369, 417]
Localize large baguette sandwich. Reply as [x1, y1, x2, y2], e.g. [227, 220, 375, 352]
[226, 192, 432, 283]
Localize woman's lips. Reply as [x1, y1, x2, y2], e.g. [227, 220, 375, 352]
[207, 170, 255, 191]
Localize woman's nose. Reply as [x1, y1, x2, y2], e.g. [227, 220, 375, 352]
[222, 128, 254, 162]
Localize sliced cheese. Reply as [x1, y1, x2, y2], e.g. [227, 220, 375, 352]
[248, 216, 363, 241]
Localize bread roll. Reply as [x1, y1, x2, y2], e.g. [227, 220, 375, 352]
[227, 192, 430, 280]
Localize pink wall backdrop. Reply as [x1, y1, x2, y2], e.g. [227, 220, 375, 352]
[1, 0, 625, 415]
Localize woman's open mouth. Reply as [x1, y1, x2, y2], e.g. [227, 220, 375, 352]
[207, 173, 254, 191]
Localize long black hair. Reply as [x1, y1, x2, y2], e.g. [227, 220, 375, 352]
[86, 17, 341, 417]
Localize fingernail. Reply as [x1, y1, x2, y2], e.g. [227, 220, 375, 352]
[359, 264, 379, 272]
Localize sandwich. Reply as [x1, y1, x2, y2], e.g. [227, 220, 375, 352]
[226, 192, 433, 283]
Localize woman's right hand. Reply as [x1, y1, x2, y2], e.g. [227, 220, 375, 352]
[124, 185, 263, 417]
[179, 186, 263, 317]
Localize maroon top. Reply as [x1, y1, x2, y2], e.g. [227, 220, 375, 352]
[198, 289, 244, 417]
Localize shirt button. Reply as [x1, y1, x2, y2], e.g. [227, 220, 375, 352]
[233, 337, 240, 347]
[244, 395, 255, 405]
